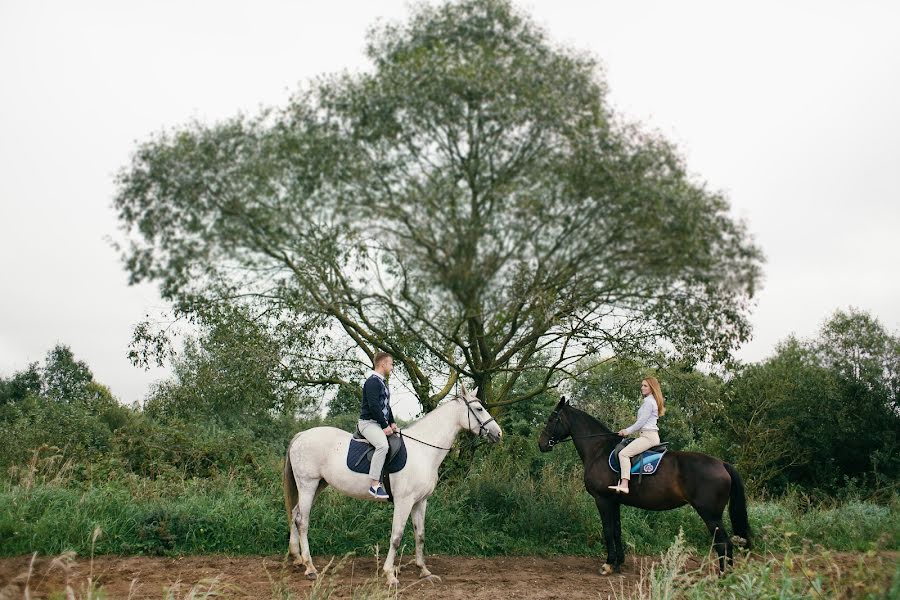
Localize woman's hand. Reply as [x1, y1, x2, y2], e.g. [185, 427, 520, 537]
[618, 429, 628, 437]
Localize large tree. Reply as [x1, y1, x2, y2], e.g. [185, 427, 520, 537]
[115, 0, 762, 411]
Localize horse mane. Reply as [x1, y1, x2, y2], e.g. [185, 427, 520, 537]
[402, 396, 458, 432]
[565, 403, 614, 433]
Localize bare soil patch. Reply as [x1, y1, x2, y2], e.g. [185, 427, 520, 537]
[0, 552, 894, 599]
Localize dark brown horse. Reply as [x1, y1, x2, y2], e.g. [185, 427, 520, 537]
[538, 398, 751, 574]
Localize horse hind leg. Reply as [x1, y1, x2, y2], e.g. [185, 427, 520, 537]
[411, 498, 439, 581]
[700, 514, 733, 573]
[293, 478, 322, 579]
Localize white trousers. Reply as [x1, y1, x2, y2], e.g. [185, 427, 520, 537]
[358, 419, 389, 481]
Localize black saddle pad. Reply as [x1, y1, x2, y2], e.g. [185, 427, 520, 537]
[346, 433, 407, 474]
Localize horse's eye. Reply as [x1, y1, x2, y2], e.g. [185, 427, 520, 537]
[476, 407, 483, 412]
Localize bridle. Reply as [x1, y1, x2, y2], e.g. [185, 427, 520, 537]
[401, 394, 499, 451]
[464, 395, 498, 440]
[541, 405, 620, 448]
[541, 407, 569, 447]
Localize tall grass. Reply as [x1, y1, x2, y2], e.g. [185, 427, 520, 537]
[2, 445, 897, 558]
[625, 529, 900, 600]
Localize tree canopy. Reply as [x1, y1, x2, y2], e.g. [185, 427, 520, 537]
[115, 0, 762, 411]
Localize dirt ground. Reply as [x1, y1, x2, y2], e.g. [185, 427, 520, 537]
[2, 554, 654, 600]
[0, 552, 894, 599]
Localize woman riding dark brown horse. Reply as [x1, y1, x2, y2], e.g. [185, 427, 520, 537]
[538, 397, 751, 574]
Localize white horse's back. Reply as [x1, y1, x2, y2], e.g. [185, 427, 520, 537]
[289, 426, 374, 500]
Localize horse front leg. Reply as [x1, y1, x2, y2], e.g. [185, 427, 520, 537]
[411, 498, 438, 580]
[594, 496, 621, 576]
[610, 500, 625, 570]
[383, 497, 415, 586]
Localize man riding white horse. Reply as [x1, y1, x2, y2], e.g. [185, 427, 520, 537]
[284, 375, 503, 585]
[358, 351, 399, 500]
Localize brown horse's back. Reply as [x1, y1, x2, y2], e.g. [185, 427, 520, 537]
[605, 450, 728, 512]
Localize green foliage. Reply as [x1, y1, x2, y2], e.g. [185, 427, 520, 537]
[326, 385, 361, 419]
[0, 346, 134, 479]
[0, 361, 41, 405]
[724, 310, 900, 495]
[1, 304, 896, 566]
[43, 345, 95, 403]
[722, 339, 840, 491]
[143, 306, 320, 430]
[565, 309, 900, 497]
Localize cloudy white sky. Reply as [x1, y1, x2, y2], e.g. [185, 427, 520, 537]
[1, 1, 898, 413]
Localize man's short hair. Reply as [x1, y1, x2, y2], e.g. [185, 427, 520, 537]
[373, 351, 393, 367]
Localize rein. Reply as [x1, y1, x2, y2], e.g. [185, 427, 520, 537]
[546, 431, 621, 447]
[542, 406, 621, 448]
[397, 396, 497, 452]
[399, 431, 452, 451]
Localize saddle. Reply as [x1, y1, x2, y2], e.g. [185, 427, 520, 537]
[347, 429, 408, 502]
[608, 438, 669, 477]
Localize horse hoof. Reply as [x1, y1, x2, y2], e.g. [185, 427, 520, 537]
[306, 572, 318, 580]
[600, 563, 613, 576]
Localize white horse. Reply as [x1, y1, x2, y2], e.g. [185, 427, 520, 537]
[283, 384, 503, 586]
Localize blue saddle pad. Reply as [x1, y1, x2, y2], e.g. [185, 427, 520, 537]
[346, 436, 407, 475]
[609, 446, 668, 475]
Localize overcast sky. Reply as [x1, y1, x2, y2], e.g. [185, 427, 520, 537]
[1, 1, 898, 415]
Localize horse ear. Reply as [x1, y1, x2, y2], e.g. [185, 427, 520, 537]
[558, 396, 568, 406]
[472, 387, 479, 400]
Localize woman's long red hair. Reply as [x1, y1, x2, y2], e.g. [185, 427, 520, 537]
[644, 376, 666, 417]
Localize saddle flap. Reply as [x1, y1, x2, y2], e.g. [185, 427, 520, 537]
[346, 433, 408, 475]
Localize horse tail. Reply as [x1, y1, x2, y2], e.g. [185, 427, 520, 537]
[723, 462, 752, 549]
[283, 435, 300, 527]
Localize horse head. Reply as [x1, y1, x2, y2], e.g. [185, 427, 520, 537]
[458, 382, 503, 443]
[538, 396, 571, 452]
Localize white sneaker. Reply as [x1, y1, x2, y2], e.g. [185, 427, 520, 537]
[369, 485, 389, 500]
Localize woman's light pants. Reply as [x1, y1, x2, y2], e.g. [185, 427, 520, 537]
[618, 430, 660, 481]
